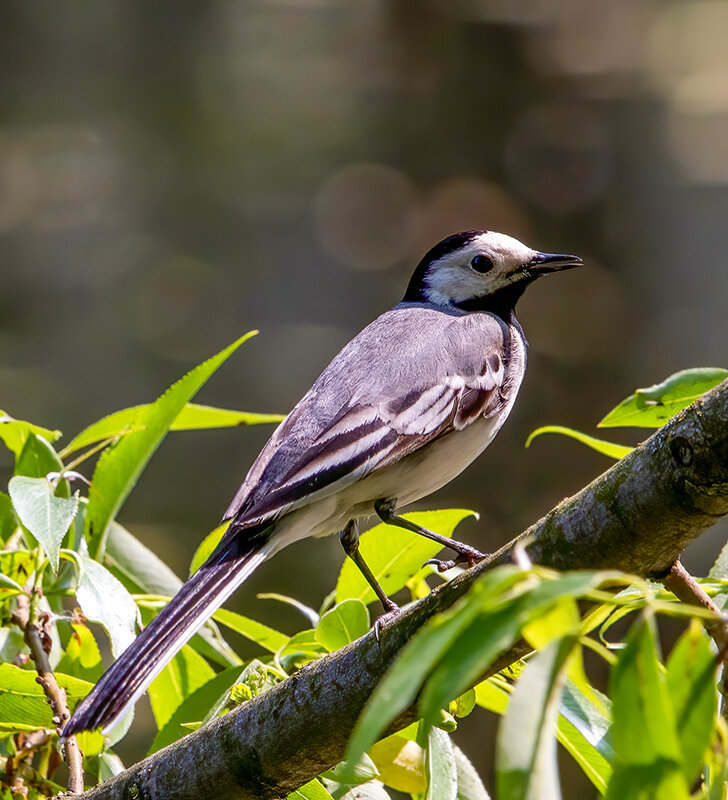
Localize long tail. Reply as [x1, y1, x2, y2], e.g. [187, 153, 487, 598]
[64, 528, 273, 736]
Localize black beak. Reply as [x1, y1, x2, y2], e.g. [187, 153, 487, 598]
[526, 251, 583, 276]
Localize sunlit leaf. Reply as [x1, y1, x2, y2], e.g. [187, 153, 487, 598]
[525, 426, 632, 460]
[418, 574, 598, 725]
[425, 727, 458, 800]
[599, 368, 728, 429]
[368, 732, 427, 794]
[287, 779, 335, 800]
[556, 675, 613, 792]
[148, 644, 215, 731]
[474, 678, 509, 715]
[189, 522, 228, 575]
[277, 628, 326, 666]
[258, 592, 320, 627]
[346, 566, 524, 766]
[75, 553, 138, 657]
[8, 476, 79, 572]
[150, 665, 247, 753]
[0, 491, 19, 543]
[212, 608, 289, 653]
[605, 614, 689, 799]
[323, 753, 378, 787]
[315, 599, 370, 652]
[13, 434, 70, 499]
[105, 523, 239, 668]
[0, 411, 61, 457]
[331, 782, 391, 800]
[85, 331, 257, 558]
[336, 509, 476, 606]
[496, 635, 576, 800]
[0, 574, 25, 596]
[64, 402, 283, 454]
[0, 663, 91, 732]
[453, 743, 491, 800]
[56, 622, 104, 683]
[665, 621, 718, 784]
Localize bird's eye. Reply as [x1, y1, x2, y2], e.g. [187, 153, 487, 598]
[470, 254, 494, 274]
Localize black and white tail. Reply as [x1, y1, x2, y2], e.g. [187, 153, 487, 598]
[63, 528, 273, 736]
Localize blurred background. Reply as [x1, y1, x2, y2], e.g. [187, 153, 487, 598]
[1, 0, 727, 794]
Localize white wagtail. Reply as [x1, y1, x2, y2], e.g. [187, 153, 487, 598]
[65, 230, 582, 735]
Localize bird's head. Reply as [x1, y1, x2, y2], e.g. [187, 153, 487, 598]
[403, 230, 583, 317]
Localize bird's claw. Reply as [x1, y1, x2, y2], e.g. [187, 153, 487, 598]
[424, 548, 487, 573]
[374, 604, 401, 641]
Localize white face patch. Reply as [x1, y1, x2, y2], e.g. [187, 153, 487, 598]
[422, 232, 538, 306]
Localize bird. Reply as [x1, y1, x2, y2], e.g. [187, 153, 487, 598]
[64, 229, 582, 736]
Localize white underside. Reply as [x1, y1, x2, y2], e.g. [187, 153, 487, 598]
[267, 410, 512, 555]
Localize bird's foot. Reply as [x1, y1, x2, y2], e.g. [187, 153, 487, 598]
[424, 547, 487, 573]
[374, 603, 401, 642]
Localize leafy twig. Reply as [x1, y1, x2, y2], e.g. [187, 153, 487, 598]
[663, 559, 728, 719]
[11, 594, 85, 794]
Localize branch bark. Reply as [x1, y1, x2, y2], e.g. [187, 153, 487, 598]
[75, 379, 728, 800]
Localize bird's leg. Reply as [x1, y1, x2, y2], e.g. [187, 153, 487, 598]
[374, 499, 486, 573]
[339, 520, 399, 639]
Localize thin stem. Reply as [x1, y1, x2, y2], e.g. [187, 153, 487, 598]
[580, 635, 618, 666]
[11, 594, 85, 793]
[59, 435, 116, 468]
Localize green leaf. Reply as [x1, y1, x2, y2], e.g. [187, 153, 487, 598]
[56, 622, 104, 683]
[665, 621, 717, 784]
[453, 744, 491, 800]
[418, 574, 597, 725]
[323, 752, 379, 786]
[346, 566, 524, 766]
[330, 783, 391, 800]
[476, 661, 613, 793]
[599, 368, 728, 429]
[75, 553, 138, 657]
[425, 727, 457, 800]
[315, 599, 370, 652]
[0, 574, 25, 596]
[189, 523, 228, 575]
[0, 491, 19, 543]
[557, 717, 610, 794]
[496, 635, 576, 800]
[556, 675, 613, 792]
[605, 614, 689, 799]
[105, 523, 240, 668]
[212, 608, 289, 653]
[95, 751, 125, 782]
[474, 678, 510, 715]
[257, 592, 320, 627]
[525, 426, 632, 460]
[149, 665, 246, 753]
[13, 434, 70, 498]
[148, 644, 215, 730]
[277, 628, 326, 668]
[106, 521, 182, 596]
[0, 412, 61, 457]
[288, 779, 335, 800]
[0, 663, 92, 732]
[368, 732, 426, 794]
[336, 509, 476, 606]
[8, 476, 79, 572]
[85, 331, 257, 558]
[64, 403, 283, 454]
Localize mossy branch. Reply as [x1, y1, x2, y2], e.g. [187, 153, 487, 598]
[74, 380, 728, 800]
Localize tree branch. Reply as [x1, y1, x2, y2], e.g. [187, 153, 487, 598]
[75, 380, 728, 800]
